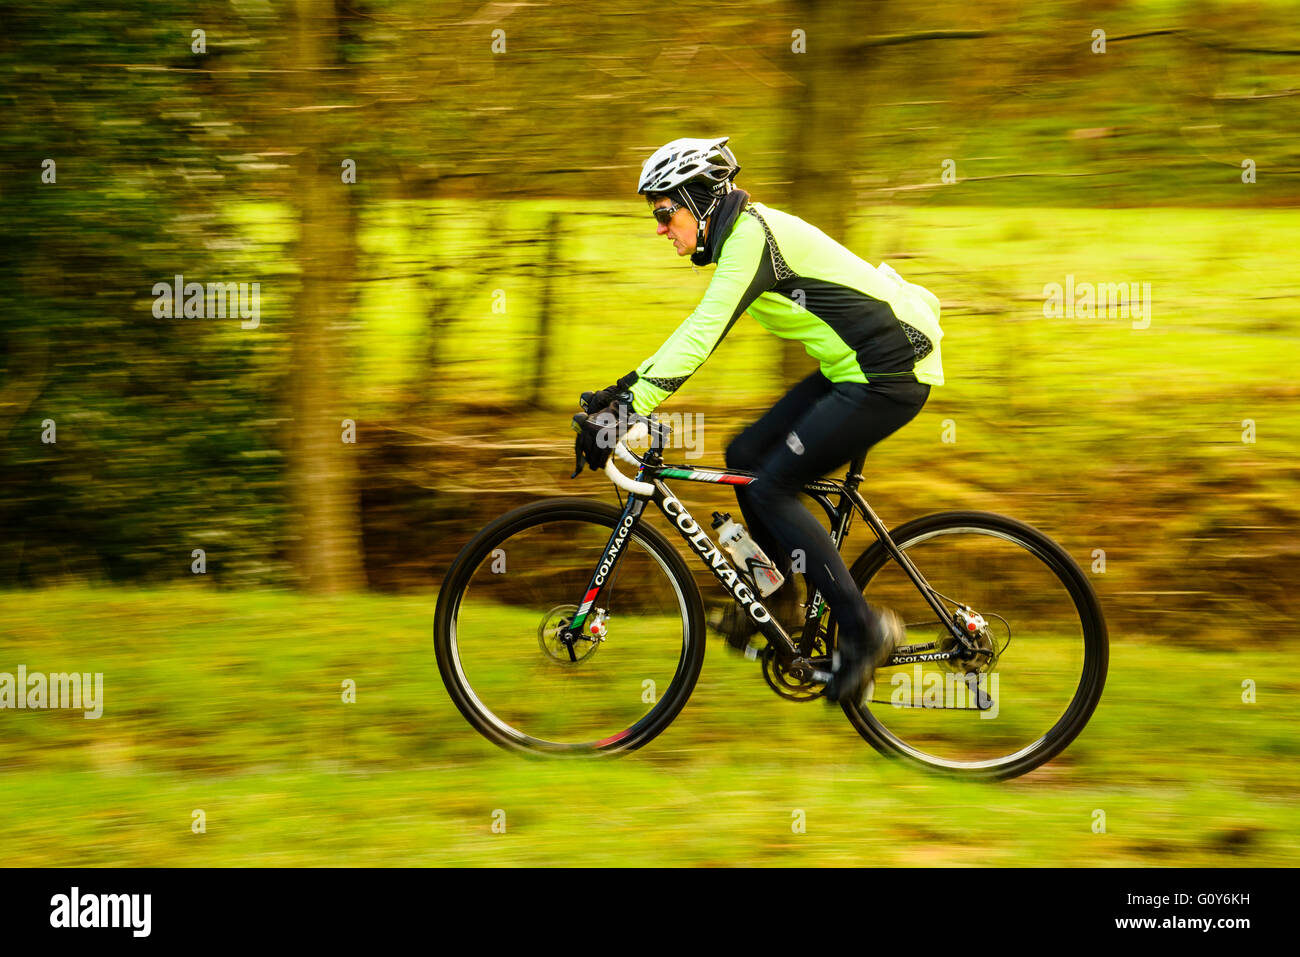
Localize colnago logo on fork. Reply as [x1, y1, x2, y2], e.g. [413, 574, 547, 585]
[595, 514, 635, 587]
[572, 511, 638, 630]
[574, 501, 644, 629]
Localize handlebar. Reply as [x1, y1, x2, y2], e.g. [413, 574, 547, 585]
[604, 420, 656, 496]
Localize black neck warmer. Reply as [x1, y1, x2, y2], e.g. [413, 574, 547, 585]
[688, 188, 751, 266]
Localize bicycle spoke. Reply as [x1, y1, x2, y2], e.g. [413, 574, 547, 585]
[845, 515, 1105, 776]
[446, 516, 693, 751]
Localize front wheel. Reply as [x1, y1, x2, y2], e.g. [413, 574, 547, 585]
[841, 510, 1108, 779]
[434, 498, 706, 756]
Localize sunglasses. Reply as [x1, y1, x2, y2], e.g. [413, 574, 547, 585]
[652, 202, 684, 226]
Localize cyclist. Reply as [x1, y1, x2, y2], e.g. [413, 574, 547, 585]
[575, 136, 944, 703]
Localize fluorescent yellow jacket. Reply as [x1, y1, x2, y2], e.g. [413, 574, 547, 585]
[631, 201, 943, 413]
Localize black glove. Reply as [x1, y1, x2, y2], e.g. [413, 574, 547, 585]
[581, 370, 640, 416]
[571, 371, 640, 477]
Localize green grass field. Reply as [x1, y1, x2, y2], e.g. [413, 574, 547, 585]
[1, 586, 1297, 866]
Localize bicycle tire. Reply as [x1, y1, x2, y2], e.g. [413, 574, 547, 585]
[434, 497, 707, 756]
[840, 510, 1108, 780]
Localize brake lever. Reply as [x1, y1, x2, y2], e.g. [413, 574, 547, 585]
[570, 413, 588, 478]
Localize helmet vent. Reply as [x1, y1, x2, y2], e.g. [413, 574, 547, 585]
[637, 136, 741, 195]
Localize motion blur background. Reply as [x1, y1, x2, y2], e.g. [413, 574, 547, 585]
[2, 0, 1298, 865]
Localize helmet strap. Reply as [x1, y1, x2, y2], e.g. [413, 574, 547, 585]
[672, 186, 722, 256]
[692, 197, 722, 255]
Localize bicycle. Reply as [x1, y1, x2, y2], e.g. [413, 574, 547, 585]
[434, 412, 1108, 779]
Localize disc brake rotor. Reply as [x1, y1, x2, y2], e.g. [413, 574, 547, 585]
[537, 603, 602, 665]
[939, 605, 1004, 674]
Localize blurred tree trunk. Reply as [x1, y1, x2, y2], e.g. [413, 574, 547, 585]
[286, 0, 365, 592]
[529, 212, 562, 409]
[781, 0, 867, 385]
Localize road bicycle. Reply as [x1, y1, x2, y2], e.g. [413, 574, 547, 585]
[434, 413, 1108, 779]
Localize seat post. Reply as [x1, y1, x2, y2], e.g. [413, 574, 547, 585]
[844, 453, 867, 489]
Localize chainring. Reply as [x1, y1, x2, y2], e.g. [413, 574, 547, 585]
[761, 641, 829, 702]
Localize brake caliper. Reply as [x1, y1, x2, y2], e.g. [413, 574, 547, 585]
[946, 605, 995, 674]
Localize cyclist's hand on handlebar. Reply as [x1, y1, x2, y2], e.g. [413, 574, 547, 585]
[580, 370, 639, 417]
[571, 375, 639, 477]
[571, 402, 628, 475]
[579, 369, 639, 416]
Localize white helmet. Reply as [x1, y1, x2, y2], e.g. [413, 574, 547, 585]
[637, 136, 741, 196]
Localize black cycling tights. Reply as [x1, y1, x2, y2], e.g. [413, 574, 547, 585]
[725, 371, 930, 650]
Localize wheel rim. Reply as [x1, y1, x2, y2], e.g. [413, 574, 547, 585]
[849, 524, 1101, 772]
[447, 516, 692, 752]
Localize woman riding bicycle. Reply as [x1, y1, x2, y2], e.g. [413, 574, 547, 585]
[576, 135, 944, 704]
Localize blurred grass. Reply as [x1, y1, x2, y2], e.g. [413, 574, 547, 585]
[1, 586, 1297, 866]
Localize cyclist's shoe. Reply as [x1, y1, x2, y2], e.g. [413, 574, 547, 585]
[709, 601, 759, 655]
[709, 585, 800, 658]
[825, 606, 903, 705]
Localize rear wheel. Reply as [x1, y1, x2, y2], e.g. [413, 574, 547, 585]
[841, 511, 1108, 779]
[434, 498, 706, 755]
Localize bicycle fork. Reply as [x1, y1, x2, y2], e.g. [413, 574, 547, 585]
[559, 495, 648, 660]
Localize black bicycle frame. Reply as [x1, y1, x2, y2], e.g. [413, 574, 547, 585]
[562, 447, 973, 665]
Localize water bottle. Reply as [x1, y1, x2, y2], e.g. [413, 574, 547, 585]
[711, 512, 785, 597]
